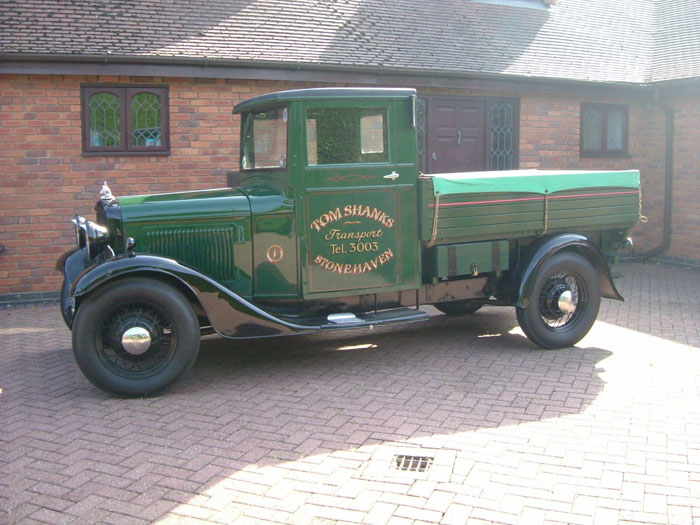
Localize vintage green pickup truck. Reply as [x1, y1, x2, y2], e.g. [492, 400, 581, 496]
[58, 88, 640, 396]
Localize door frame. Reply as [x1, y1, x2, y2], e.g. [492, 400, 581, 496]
[296, 97, 421, 299]
[418, 94, 521, 174]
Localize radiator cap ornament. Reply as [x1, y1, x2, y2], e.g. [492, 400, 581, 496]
[100, 181, 116, 203]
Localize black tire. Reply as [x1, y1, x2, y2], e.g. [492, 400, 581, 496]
[434, 300, 483, 316]
[516, 252, 600, 349]
[72, 278, 200, 397]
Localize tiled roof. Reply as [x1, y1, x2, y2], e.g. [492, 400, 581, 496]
[652, 0, 700, 82]
[0, 0, 697, 84]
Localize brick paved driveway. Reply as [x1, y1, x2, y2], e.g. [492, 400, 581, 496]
[1, 262, 699, 524]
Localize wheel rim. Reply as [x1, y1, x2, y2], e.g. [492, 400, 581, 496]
[97, 304, 176, 377]
[538, 273, 585, 329]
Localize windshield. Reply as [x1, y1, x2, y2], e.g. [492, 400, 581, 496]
[241, 107, 288, 170]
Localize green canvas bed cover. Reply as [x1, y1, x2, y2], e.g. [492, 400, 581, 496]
[428, 169, 640, 196]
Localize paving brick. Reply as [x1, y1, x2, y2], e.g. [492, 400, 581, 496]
[1, 262, 700, 523]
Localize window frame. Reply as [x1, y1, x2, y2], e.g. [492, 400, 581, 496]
[580, 102, 629, 157]
[239, 105, 289, 173]
[303, 104, 391, 168]
[81, 85, 170, 156]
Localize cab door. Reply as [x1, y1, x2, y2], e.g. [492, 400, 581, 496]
[298, 98, 420, 298]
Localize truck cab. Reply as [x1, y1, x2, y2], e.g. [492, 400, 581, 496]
[233, 88, 421, 301]
[58, 88, 639, 396]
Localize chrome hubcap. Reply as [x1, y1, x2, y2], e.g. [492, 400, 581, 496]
[557, 289, 576, 314]
[121, 326, 151, 355]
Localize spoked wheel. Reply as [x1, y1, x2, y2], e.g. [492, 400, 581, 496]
[72, 278, 200, 396]
[516, 252, 600, 349]
[98, 304, 176, 377]
[538, 273, 582, 328]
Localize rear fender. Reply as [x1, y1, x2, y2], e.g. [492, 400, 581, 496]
[516, 233, 623, 308]
[72, 255, 317, 339]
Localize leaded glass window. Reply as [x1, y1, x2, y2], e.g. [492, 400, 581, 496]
[82, 86, 169, 155]
[490, 101, 516, 170]
[580, 103, 628, 156]
[606, 110, 625, 151]
[131, 93, 162, 147]
[582, 108, 602, 151]
[89, 93, 121, 147]
[416, 97, 427, 173]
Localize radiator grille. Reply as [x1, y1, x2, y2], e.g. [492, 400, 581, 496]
[145, 225, 244, 283]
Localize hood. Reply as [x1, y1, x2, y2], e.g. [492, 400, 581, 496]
[119, 187, 251, 224]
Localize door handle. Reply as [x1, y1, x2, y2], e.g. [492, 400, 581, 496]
[383, 171, 400, 180]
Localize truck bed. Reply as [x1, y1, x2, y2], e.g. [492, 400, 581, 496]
[419, 169, 640, 245]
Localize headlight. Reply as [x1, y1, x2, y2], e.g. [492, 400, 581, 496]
[72, 216, 87, 249]
[72, 215, 110, 258]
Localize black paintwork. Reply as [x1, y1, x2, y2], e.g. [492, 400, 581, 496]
[233, 87, 417, 114]
[68, 254, 314, 338]
[515, 233, 624, 308]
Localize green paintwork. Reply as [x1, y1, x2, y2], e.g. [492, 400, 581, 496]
[429, 169, 640, 196]
[233, 88, 416, 114]
[420, 179, 640, 246]
[296, 96, 420, 298]
[104, 87, 638, 312]
[120, 188, 253, 297]
[245, 183, 298, 298]
[425, 240, 510, 280]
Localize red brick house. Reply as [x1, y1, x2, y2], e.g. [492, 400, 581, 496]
[1, 0, 699, 304]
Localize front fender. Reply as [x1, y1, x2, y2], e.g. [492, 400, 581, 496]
[56, 247, 92, 327]
[72, 254, 317, 339]
[516, 233, 624, 308]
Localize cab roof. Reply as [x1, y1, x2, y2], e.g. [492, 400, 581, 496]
[233, 87, 416, 114]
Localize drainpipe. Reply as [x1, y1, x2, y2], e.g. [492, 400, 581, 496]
[641, 90, 674, 259]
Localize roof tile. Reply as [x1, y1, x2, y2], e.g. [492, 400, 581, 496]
[0, 0, 697, 83]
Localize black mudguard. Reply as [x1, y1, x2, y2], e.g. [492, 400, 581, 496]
[56, 247, 90, 327]
[62, 253, 318, 339]
[515, 233, 624, 308]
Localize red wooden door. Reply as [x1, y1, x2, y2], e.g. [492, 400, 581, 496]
[427, 98, 487, 174]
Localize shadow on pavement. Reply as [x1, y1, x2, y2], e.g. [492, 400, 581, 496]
[2, 306, 611, 522]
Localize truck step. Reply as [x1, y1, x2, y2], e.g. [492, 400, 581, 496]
[279, 307, 430, 331]
[321, 308, 429, 330]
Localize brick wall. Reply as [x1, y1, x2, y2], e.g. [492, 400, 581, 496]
[0, 74, 694, 298]
[518, 93, 667, 253]
[0, 75, 319, 297]
[667, 94, 700, 263]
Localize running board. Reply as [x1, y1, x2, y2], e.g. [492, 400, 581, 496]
[275, 307, 430, 331]
[320, 308, 429, 330]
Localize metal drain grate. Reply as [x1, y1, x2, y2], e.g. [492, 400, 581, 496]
[393, 454, 434, 473]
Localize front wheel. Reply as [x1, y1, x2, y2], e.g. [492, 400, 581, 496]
[72, 278, 200, 396]
[516, 252, 601, 349]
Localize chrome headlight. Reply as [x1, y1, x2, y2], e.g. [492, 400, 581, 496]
[72, 216, 87, 249]
[72, 215, 110, 258]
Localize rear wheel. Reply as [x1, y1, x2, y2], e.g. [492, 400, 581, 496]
[72, 278, 200, 396]
[516, 252, 600, 349]
[434, 300, 483, 316]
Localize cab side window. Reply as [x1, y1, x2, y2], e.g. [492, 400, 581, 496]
[242, 107, 288, 170]
[306, 107, 388, 165]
